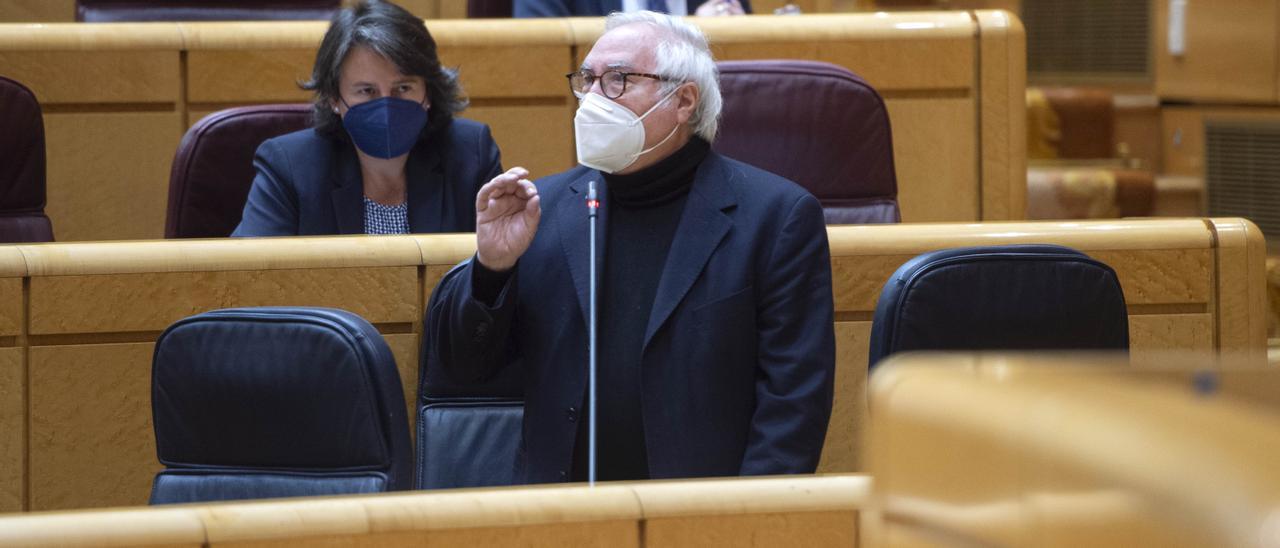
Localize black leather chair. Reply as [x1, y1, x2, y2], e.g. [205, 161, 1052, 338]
[166, 104, 312, 238]
[417, 285, 524, 489]
[0, 75, 55, 243]
[868, 244, 1129, 368]
[77, 0, 339, 22]
[150, 307, 412, 504]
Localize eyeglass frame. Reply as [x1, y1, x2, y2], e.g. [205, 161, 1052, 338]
[565, 69, 671, 100]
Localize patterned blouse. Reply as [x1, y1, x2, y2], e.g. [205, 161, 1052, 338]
[363, 197, 409, 235]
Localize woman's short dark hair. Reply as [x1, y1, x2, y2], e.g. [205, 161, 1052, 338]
[303, 0, 467, 141]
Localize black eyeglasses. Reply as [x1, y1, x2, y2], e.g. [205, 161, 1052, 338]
[566, 70, 667, 100]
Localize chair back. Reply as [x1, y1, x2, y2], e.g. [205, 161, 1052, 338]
[77, 0, 339, 22]
[166, 104, 312, 238]
[150, 307, 412, 504]
[0, 76, 54, 243]
[468, 0, 513, 17]
[715, 60, 900, 224]
[868, 244, 1129, 368]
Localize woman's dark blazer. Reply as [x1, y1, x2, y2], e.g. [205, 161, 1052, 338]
[232, 118, 502, 237]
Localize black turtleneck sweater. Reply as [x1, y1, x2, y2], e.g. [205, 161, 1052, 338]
[572, 137, 711, 482]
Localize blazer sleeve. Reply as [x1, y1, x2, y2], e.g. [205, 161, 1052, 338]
[513, 0, 573, 17]
[231, 138, 300, 237]
[424, 257, 521, 388]
[478, 123, 504, 187]
[739, 192, 835, 475]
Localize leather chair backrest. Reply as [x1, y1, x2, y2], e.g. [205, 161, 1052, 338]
[868, 244, 1129, 368]
[77, 0, 339, 22]
[715, 60, 900, 224]
[417, 400, 523, 489]
[1039, 87, 1115, 159]
[417, 267, 525, 489]
[150, 307, 412, 504]
[166, 104, 312, 238]
[0, 75, 54, 243]
[468, 0, 513, 17]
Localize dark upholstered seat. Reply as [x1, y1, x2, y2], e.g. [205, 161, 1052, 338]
[715, 60, 900, 224]
[77, 0, 339, 22]
[150, 307, 412, 504]
[165, 104, 312, 238]
[469, 0, 513, 17]
[868, 245, 1129, 368]
[417, 305, 524, 489]
[0, 76, 54, 243]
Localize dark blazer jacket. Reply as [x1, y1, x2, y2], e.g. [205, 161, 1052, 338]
[424, 151, 834, 483]
[232, 119, 502, 237]
[515, 0, 751, 17]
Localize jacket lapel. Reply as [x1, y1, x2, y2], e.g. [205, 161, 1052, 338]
[643, 153, 737, 349]
[405, 143, 445, 233]
[330, 143, 364, 235]
[560, 172, 610, 325]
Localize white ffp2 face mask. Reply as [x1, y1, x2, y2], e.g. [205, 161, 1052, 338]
[573, 88, 680, 174]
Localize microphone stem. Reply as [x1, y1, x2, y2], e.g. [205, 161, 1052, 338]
[587, 181, 598, 487]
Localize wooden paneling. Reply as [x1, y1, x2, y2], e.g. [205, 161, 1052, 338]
[1211, 218, 1269, 361]
[1154, 0, 1279, 104]
[884, 98, 978, 222]
[644, 511, 857, 547]
[187, 50, 316, 104]
[817, 321, 870, 473]
[976, 10, 1026, 220]
[1128, 314, 1214, 360]
[868, 356, 1280, 547]
[29, 343, 158, 510]
[0, 51, 179, 104]
[441, 45, 574, 98]
[43, 112, 182, 242]
[0, 348, 24, 513]
[0, 276, 23, 339]
[467, 103, 577, 177]
[28, 267, 419, 335]
[1161, 106, 1280, 178]
[0, 0, 75, 22]
[385, 333, 421, 432]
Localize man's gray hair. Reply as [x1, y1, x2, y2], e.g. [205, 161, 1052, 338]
[605, 10, 721, 141]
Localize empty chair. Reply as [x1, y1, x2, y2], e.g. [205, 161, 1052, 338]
[165, 105, 312, 238]
[150, 307, 412, 504]
[715, 60, 899, 224]
[0, 76, 54, 243]
[417, 330, 524, 489]
[468, 0, 513, 17]
[77, 0, 339, 22]
[868, 244, 1129, 368]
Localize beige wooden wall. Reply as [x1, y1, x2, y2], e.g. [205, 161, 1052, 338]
[0, 217, 1264, 513]
[0, 475, 870, 547]
[0, 11, 1025, 241]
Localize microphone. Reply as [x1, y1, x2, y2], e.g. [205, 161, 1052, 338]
[586, 180, 599, 486]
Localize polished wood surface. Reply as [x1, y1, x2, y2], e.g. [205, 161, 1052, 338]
[0, 11, 1025, 240]
[1161, 105, 1280, 178]
[1154, 0, 1279, 104]
[0, 475, 870, 547]
[0, 218, 1261, 511]
[867, 354, 1280, 547]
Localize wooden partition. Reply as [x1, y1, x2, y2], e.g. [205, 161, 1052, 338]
[0, 217, 1263, 512]
[0, 475, 871, 547]
[866, 354, 1280, 546]
[0, 11, 1025, 241]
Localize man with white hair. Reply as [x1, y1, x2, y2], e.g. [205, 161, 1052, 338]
[424, 11, 834, 483]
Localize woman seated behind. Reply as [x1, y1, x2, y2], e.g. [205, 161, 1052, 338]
[233, 0, 501, 236]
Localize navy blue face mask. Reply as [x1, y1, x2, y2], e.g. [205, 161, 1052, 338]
[341, 96, 429, 159]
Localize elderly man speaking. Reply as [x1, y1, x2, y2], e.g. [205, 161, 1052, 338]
[424, 11, 834, 483]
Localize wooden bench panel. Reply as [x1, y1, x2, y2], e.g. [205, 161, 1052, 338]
[0, 347, 22, 513]
[0, 218, 1261, 511]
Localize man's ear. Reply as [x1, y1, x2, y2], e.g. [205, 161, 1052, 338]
[675, 83, 700, 125]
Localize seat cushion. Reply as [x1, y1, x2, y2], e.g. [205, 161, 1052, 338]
[78, 0, 339, 22]
[150, 470, 387, 505]
[417, 400, 523, 489]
